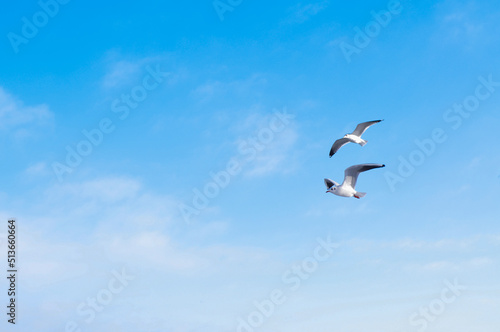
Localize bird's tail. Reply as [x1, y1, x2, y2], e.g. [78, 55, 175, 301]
[354, 192, 367, 199]
[359, 139, 368, 147]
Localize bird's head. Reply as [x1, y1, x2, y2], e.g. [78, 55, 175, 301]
[326, 186, 337, 194]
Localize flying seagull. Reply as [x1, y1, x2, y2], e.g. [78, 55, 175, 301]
[325, 163, 385, 199]
[329, 120, 383, 157]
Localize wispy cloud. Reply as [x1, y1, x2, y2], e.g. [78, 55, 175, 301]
[20, 231, 89, 291]
[442, 11, 484, 39]
[285, 1, 329, 24]
[233, 110, 299, 177]
[0, 87, 53, 137]
[41, 177, 176, 228]
[193, 74, 268, 102]
[102, 60, 144, 89]
[101, 52, 181, 89]
[47, 177, 142, 204]
[105, 231, 204, 271]
[405, 256, 495, 273]
[343, 234, 500, 252]
[434, 1, 490, 45]
[9, 175, 282, 304]
[9, 175, 278, 290]
[24, 162, 49, 177]
[246, 131, 299, 177]
[334, 235, 499, 278]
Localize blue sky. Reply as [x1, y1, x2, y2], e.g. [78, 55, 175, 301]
[1, 0, 500, 331]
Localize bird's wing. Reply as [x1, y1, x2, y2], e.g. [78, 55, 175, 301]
[324, 178, 340, 189]
[351, 120, 383, 137]
[329, 138, 351, 157]
[342, 163, 385, 189]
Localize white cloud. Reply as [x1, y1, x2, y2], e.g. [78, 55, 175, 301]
[285, 1, 329, 24]
[245, 127, 298, 177]
[46, 177, 142, 203]
[104, 231, 204, 271]
[2, 175, 283, 331]
[0, 87, 53, 134]
[434, 2, 487, 45]
[25, 162, 49, 176]
[102, 230, 274, 277]
[101, 52, 180, 89]
[19, 230, 89, 291]
[18, 176, 275, 276]
[193, 74, 268, 102]
[405, 256, 495, 273]
[442, 9, 484, 37]
[102, 60, 144, 88]
[37, 177, 179, 231]
[341, 235, 500, 253]
[233, 110, 299, 177]
[335, 235, 498, 278]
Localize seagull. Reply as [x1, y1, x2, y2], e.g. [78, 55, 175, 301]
[325, 163, 385, 199]
[329, 120, 383, 157]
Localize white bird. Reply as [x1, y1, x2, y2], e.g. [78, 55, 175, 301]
[325, 163, 385, 199]
[329, 120, 383, 157]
